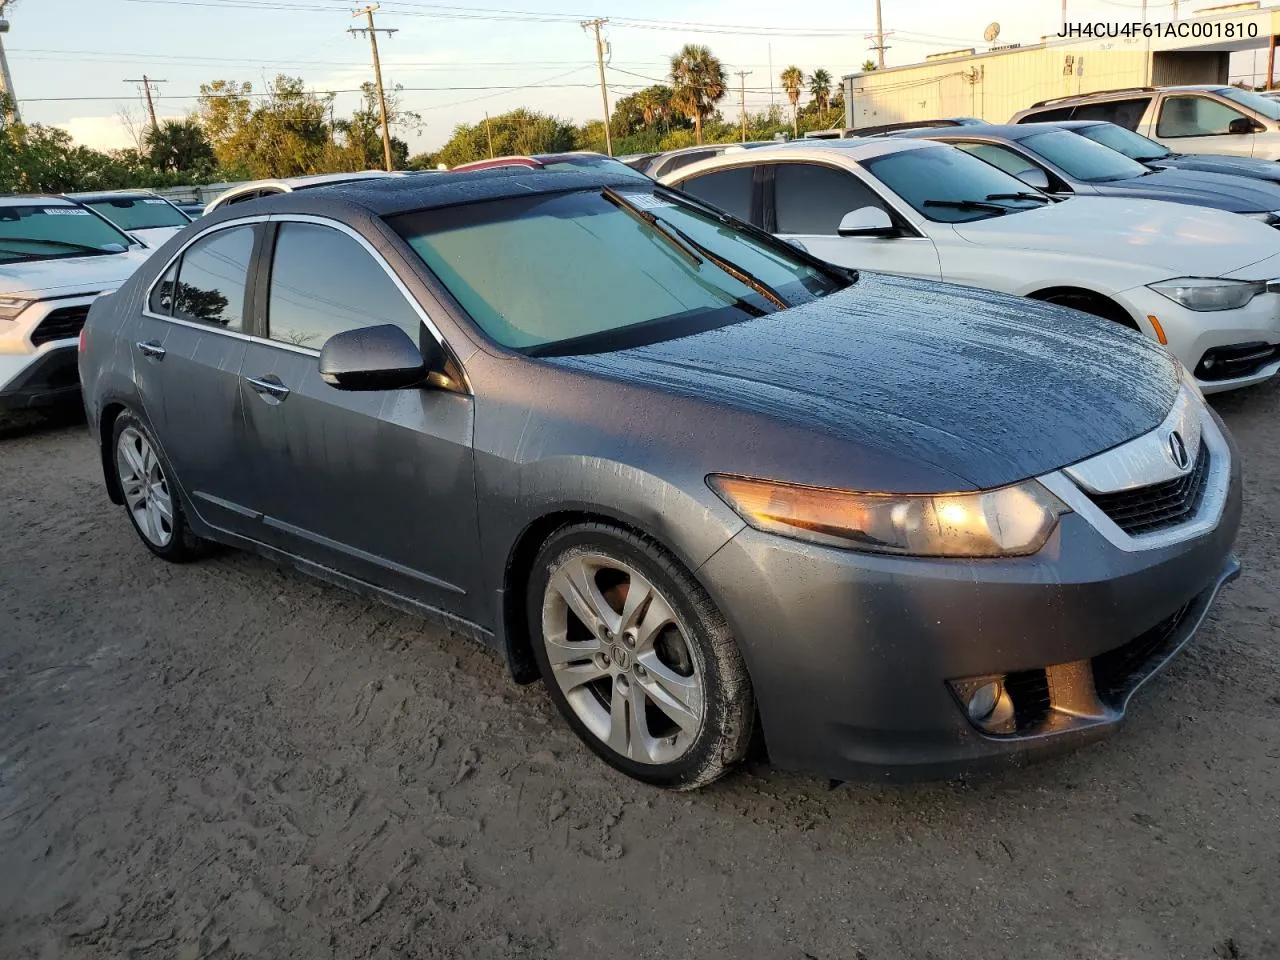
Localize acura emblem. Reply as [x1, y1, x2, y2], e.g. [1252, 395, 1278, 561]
[1167, 430, 1190, 470]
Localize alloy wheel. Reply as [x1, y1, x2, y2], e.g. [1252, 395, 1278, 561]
[115, 426, 174, 548]
[541, 552, 705, 765]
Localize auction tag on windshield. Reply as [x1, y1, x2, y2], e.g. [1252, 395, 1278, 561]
[620, 192, 675, 210]
[43, 208, 91, 215]
[142, 199, 169, 204]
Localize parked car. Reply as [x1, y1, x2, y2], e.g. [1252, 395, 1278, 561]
[1010, 84, 1280, 160]
[663, 139, 1280, 392]
[448, 153, 649, 179]
[174, 202, 207, 220]
[892, 123, 1280, 223]
[811, 117, 984, 139]
[618, 151, 659, 171]
[80, 169, 1241, 787]
[203, 171, 401, 214]
[633, 142, 779, 180]
[1, 196, 149, 410]
[65, 190, 193, 247]
[1051, 119, 1280, 186]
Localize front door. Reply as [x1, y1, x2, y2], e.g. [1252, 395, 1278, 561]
[237, 219, 481, 618]
[766, 161, 942, 278]
[132, 222, 260, 536]
[1154, 94, 1257, 158]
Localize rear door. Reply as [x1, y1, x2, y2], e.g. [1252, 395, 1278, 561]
[1154, 94, 1257, 157]
[1072, 96, 1153, 132]
[236, 217, 481, 618]
[764, 160, 942, 278]
[672, 165, 762, 225]
[133, 220, 263, 535]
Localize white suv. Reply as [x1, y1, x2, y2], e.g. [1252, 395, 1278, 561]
[663, 138, 1280, 393]
[0, 196, 150, 411]
[1011, 85, 1280, 161]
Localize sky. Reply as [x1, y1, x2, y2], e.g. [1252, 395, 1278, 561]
[0, 0, 1260, 155]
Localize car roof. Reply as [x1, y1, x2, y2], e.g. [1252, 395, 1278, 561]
[198, 166, 654, 222]
[892, 123, 1054, 141]
[64, 190, 160, 201]
[657, 137, 943, 180]
[0, 195, 81, 207]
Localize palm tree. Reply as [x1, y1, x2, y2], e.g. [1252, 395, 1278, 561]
[861, 59, 878, 72]
[145, 118, 216, 174]
[780, 66, 804, 137]
[808, 69, 833, 113]
[636, 85, 671, 131]
[670, 44, 727, 145]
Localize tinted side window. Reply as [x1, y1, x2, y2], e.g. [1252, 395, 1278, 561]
[1157, 95, 1246, 138]
[173, 226, 254, 330]
[149, 260, 178, 316]
[678, 167, 755, 221]
[656, 151, 714, 178]
[1021, 106, 1075, 122]
[773, 163, 885, 234]
[955, 142, 1041, 178]
[1073, 97, 1151, 130]
[267, 222, 421, 350]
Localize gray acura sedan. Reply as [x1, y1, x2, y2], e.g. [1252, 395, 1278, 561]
[78, 166, 1241, 788]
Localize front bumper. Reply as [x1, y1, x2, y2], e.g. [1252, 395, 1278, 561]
[0, 296, 96, 409]
[697, 416, 1243, 783]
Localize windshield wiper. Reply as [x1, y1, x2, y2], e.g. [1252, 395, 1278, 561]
[922, 199, 1008, 215]
[984, 192, 1051, 203]
[601, 187, 788, 310]
[0, 238, 116, 255]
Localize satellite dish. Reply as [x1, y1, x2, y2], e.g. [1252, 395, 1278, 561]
[984, 21, 1001, 43]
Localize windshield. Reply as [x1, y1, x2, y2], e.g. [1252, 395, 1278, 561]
[1075, 123, 1171, 161]
[84, 196, 189, 230]
[0, 204, 135, 263]
[1020, 129, 1149, 182]
[862, 145, 1047, 222]
[392, 189, 846, 354]
[1217, 86, 1280, 121]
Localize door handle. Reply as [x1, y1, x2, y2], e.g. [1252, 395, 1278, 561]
[136, 340, 166, 360]
[244, 374, 291, 402]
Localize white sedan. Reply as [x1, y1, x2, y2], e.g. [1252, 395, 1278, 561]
[662, 138, 1280, 393]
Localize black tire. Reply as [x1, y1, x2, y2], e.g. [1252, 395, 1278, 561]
[110, 410, 206, 562]
[1039, 291, 1138, 330]
[527, 522, 754, 790]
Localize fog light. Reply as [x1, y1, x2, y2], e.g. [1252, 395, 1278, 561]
[967, 681, 1002, 722]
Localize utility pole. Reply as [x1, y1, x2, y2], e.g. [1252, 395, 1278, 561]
[581, 18, 612, 156]
[125, 75, 165, 132]
[484, 111, 494, 158]
[1062, 0, 1067, 31]
[873, 0, 886, 69]
[0, 2, 18, 125]
[734, 69, 752, 142]
[768, 43, 775, 107]
[350, 4, 397, 172]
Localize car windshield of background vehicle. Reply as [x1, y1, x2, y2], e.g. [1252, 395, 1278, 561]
[0, 204, 135, 263]
[1075, 123, 1172, 162]
[84, 197, 189, 230]
[1217, 86, 1280, 121]
[392, 190, 847, 355]
[861, 145, 1048, 223]
[1021, 129, 1149, 182]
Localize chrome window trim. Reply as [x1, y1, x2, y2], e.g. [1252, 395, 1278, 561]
[1063, 386, 1202, 494]
[139, 212, 472, 394]
[1037, 390, 1229, 553]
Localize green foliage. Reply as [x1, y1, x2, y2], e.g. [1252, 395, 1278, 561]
[146, 119, 216, 177]
[861, 60, 878, 72]
[433, 108, 576, 167]
[670, 45, 727, 145]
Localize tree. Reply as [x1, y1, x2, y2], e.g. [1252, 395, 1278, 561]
[636, 85, 673, 130]
[334, 82, 421, 171]
[195, 76, 332, 179]
[780, 66, 804, 137]
[808, 69, 833, 112]
[861, 59, 878, 72]
[434, 108, 576, 168]
[145, 118, 216, 176]
[670, 44, 727, 146]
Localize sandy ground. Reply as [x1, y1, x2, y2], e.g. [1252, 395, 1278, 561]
[1, 384, 1278, 960]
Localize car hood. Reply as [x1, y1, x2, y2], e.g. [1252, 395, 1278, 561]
[951, 195, 1280, 276]
[0, 250, 150, 298]
[544, 273, 1178, 491]
[1089, 166, 1280, 212]
[1157, 154, 1280, 186]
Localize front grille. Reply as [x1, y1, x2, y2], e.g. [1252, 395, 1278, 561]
[1092, 603, 1192, 705]
[1004, 668, 1050, 733]
[30, 305, 90, 347]
[1087, 446, 1211, 536]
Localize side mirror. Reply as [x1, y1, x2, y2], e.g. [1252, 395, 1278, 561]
[319, 323, 434, 391]
[1016, 167, 1051, 191]
[837, 206, 896, 238]
[1228, 116, 1261, 135]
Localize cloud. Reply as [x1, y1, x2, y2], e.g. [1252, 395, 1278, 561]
[56, 115, 139, 151]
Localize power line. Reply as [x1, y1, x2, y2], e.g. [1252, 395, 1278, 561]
[581, 17, 611, 156]
[349, 3, 396, 171]
[124, 75, 166, 130]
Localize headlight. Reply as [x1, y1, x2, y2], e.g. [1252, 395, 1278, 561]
[708, 475, 1068, 558]
[1149, 277, 1265, 312]
[0, 296, 33, 321]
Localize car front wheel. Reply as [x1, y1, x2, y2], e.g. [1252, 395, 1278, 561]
[528, 522, 754, 789]
[112, 410, 205, 562]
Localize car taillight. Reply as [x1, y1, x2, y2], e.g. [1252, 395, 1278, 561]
[78, 328, 88, 353]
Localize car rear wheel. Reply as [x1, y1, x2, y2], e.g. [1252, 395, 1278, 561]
[112, 411, 205, 562]
[528, 522, 754, 789]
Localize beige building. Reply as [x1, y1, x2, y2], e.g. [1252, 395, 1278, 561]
[843, 2, 1280, 129]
